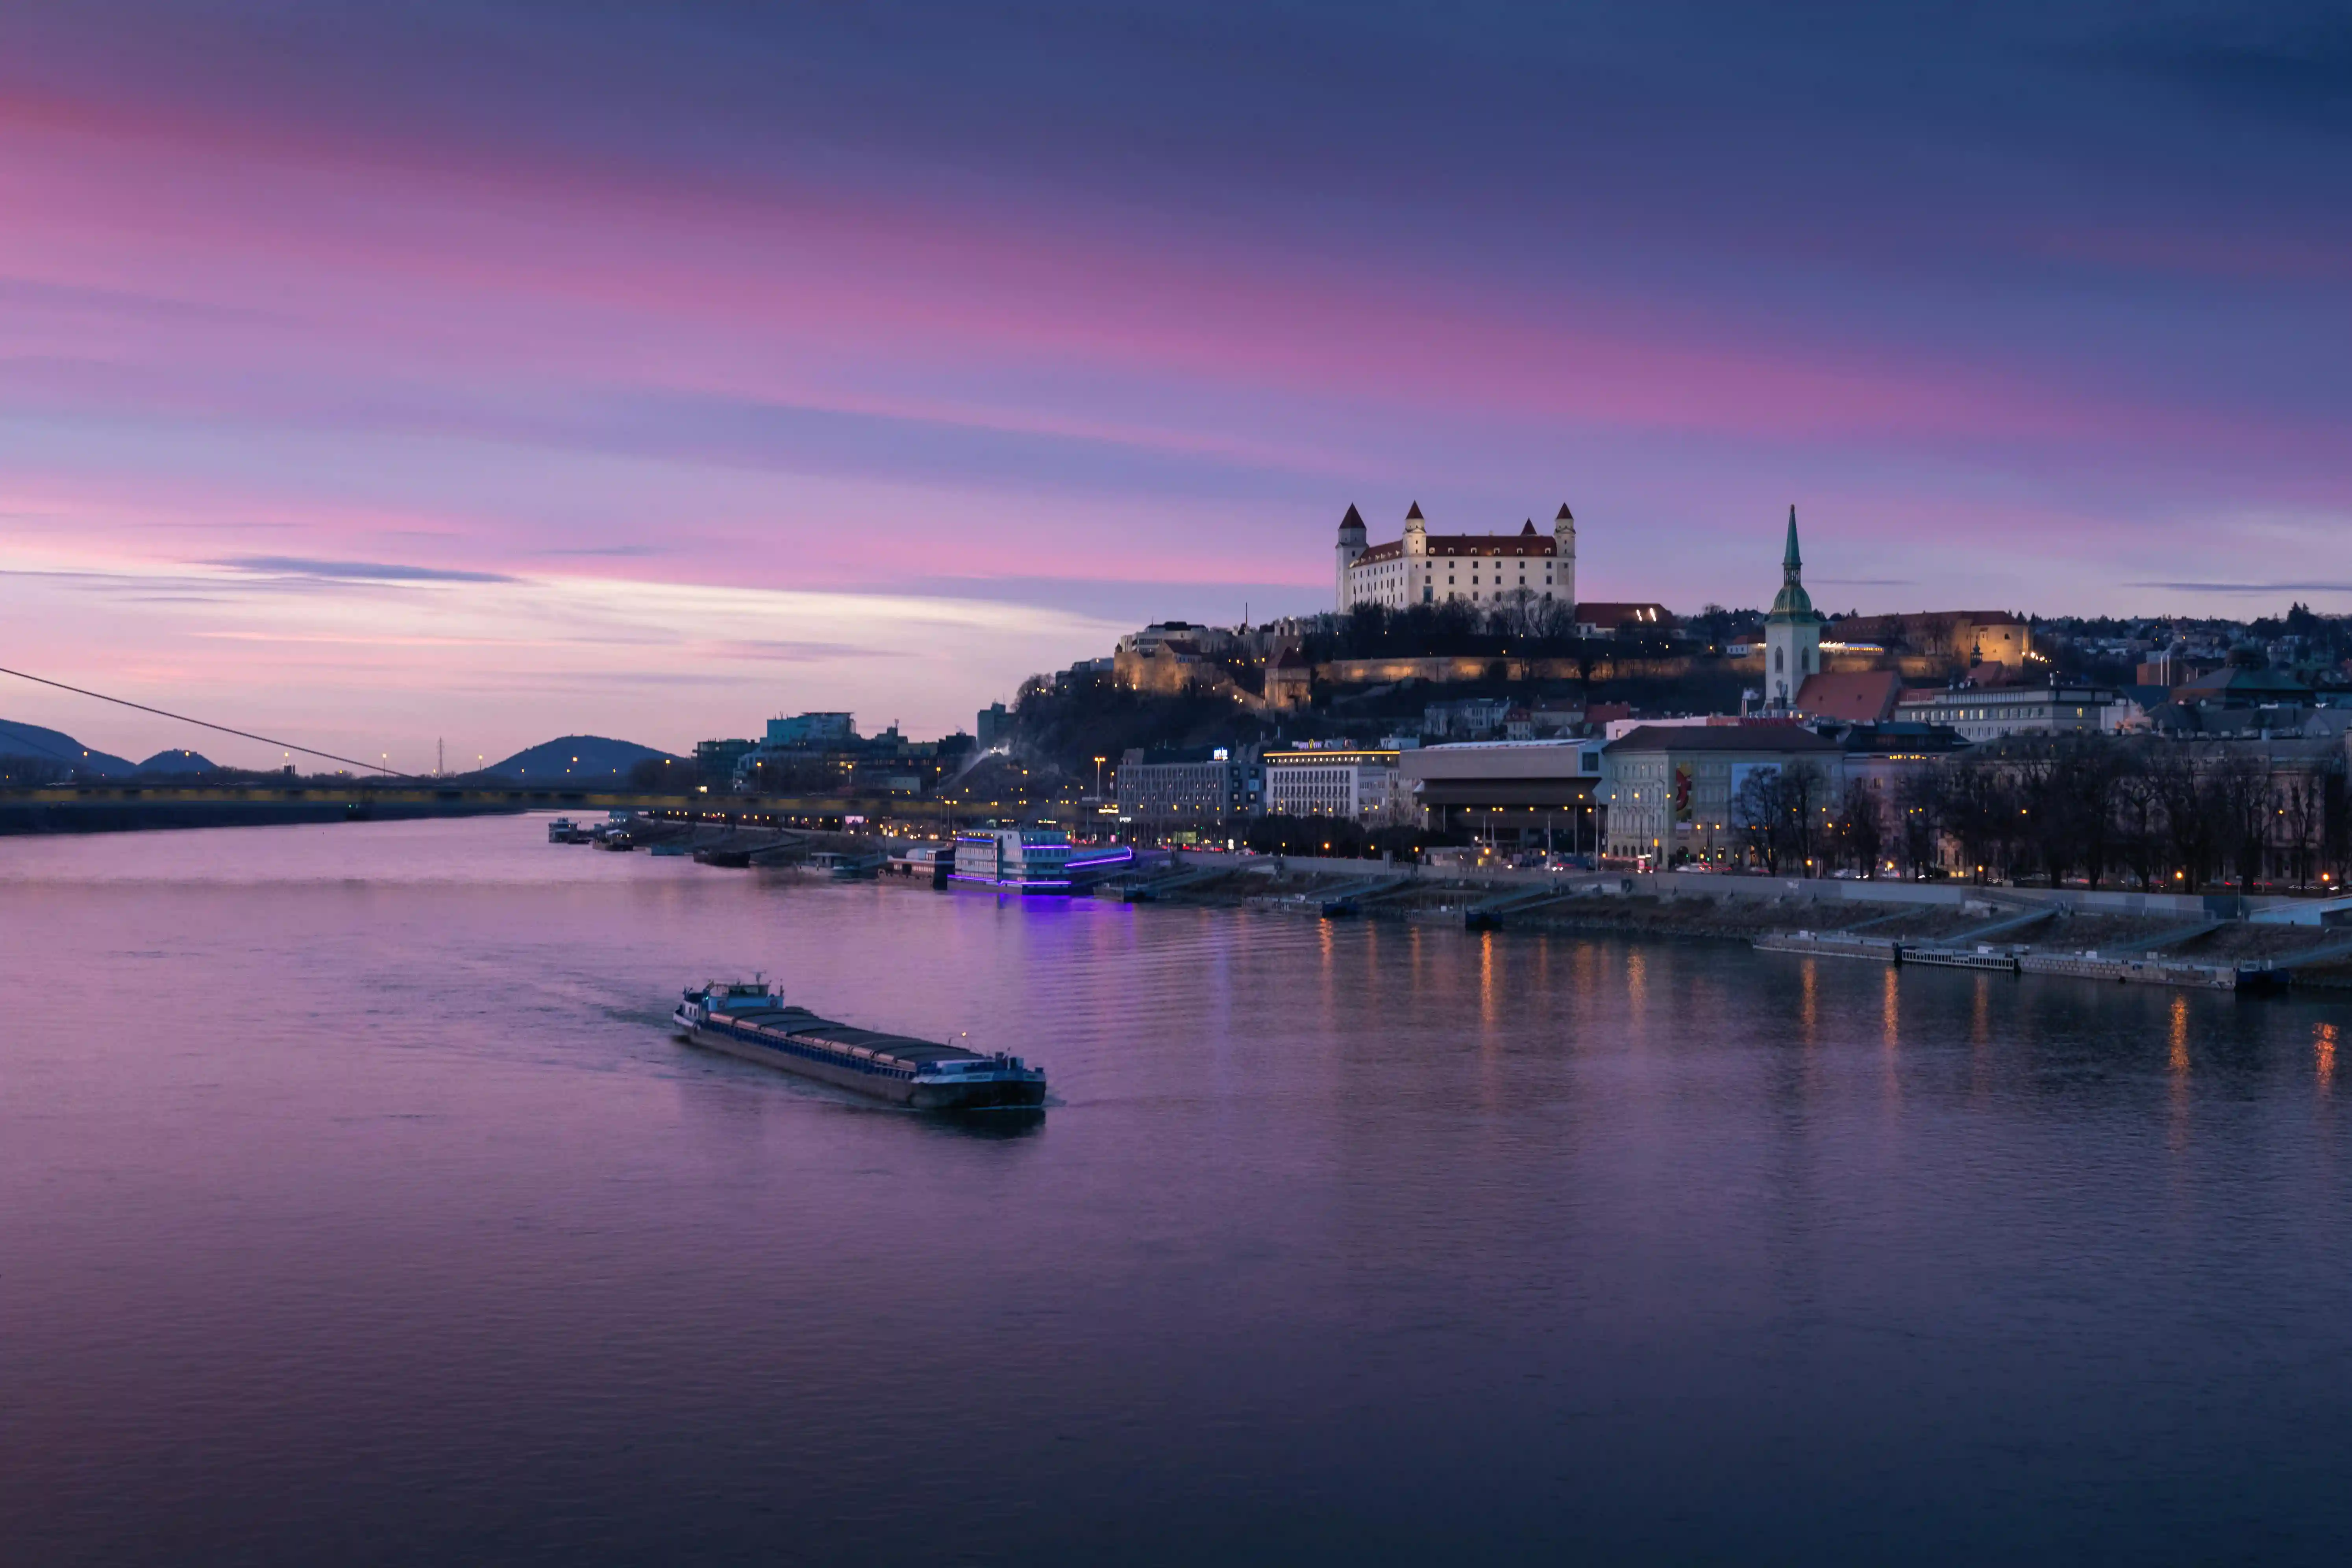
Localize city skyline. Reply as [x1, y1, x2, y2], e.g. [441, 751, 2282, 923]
[3, 2, 2347, 765]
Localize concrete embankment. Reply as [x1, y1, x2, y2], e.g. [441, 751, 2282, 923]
[0, 790, 524, 835]
[1110, 851, 2352, 993]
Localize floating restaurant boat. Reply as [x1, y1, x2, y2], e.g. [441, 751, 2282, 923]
[672, 979, 1046, 1109]
[951, 827, 1133, 895]
[887, 843, 958, 887]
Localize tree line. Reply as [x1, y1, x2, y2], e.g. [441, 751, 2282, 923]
[1307, 600, 1675, 663]
[1728, 736, 2352, 891]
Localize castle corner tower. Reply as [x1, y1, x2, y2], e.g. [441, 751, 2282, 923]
[1335, 503, 1368, 608]
[1554, 504, 1577, 620]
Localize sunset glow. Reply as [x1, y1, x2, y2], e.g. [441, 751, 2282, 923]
[3, 3, 2345, 763]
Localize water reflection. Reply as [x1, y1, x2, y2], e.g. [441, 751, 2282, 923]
[2170, 993, 2194, 1150]
[9, 817, 2352, 1566]
[1478, 931, 1497, 1029]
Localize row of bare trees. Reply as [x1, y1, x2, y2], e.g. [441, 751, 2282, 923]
[1730, 737, 2352, 891]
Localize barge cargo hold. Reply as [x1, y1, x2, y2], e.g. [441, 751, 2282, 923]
[673, 980, 1046, 1110]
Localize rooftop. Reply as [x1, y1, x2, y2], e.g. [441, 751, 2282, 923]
[1603, 725, 1841, 755]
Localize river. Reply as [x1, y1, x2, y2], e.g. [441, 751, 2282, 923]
[3, 815, 2350, 1564]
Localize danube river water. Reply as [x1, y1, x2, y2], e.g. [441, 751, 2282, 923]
[4, 816, 2352, 1565]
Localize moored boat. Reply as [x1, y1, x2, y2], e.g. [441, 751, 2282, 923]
[672, 979, 1047, 1110]
[887, 843, 957, 887]
[809, 849, 885, 879]
[951, 827, 1133, 894]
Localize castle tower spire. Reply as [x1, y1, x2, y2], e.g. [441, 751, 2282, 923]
[1334, 502, 1369, 610]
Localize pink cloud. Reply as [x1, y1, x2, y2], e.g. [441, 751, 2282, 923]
[5, 76, 2330, 480]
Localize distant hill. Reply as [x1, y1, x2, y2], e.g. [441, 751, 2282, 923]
[0, 720, 137, 778]
[480, 735, 683, 783]
[137, 749, 219, 776]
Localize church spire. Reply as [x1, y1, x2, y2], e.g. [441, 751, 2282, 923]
[1782, 504, 1802, 580]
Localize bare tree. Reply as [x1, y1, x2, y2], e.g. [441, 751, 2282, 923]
[1943, 760, 2017, 883]
[2280, 765, 2327, 889]
[2210, 750, 2273, 895]
[2114, 747, 2164, 890]
[2150, 748, 2215, 891]
[1834, 776, 1887, 877]
[2324, 757, 2352, 887]
[1894, 768, 1945, 879]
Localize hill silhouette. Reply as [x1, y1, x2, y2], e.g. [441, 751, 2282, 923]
[480, 735, 680, 783]
[137, 749, 220, 775]
[0, 720, 137, 778]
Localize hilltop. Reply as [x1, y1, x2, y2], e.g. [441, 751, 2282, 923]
[137, 749, 219, 775]
[0, 720, 137, 778]
[479, 735, 682, 783]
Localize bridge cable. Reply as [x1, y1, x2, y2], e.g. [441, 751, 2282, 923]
[0, 664, 398, 776]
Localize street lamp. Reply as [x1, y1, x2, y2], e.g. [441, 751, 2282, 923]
[1094, 755, 1107, 800]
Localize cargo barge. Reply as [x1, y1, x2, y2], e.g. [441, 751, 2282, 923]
[672, 979, 1046, 1110]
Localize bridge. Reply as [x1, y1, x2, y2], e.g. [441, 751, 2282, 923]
[0, 782, 1086, 836]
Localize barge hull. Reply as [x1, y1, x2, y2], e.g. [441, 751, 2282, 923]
[677, 1021, 1046, 1110]
[681, 1020, 916, 1104]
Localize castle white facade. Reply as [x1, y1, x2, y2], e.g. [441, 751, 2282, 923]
[1336, 502, 1577, 615]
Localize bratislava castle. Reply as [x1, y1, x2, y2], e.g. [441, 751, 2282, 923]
[1336, 501, 1576, 615]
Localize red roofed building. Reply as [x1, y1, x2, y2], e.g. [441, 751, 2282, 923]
[1793, 669, 1901, 723]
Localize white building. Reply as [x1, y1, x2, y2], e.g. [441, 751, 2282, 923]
[1600, 724, 1847, 865]
[1336, 502, 1576, 615]
[1762, 506, 1825, 711]
[1891, 684, 2121, 743]
[1262, 746, 1405, 824]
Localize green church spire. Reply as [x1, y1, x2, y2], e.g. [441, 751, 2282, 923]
[1766, 504, 1818, 624]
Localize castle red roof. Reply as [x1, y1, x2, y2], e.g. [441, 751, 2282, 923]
[1348, 535, 1559, 565]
